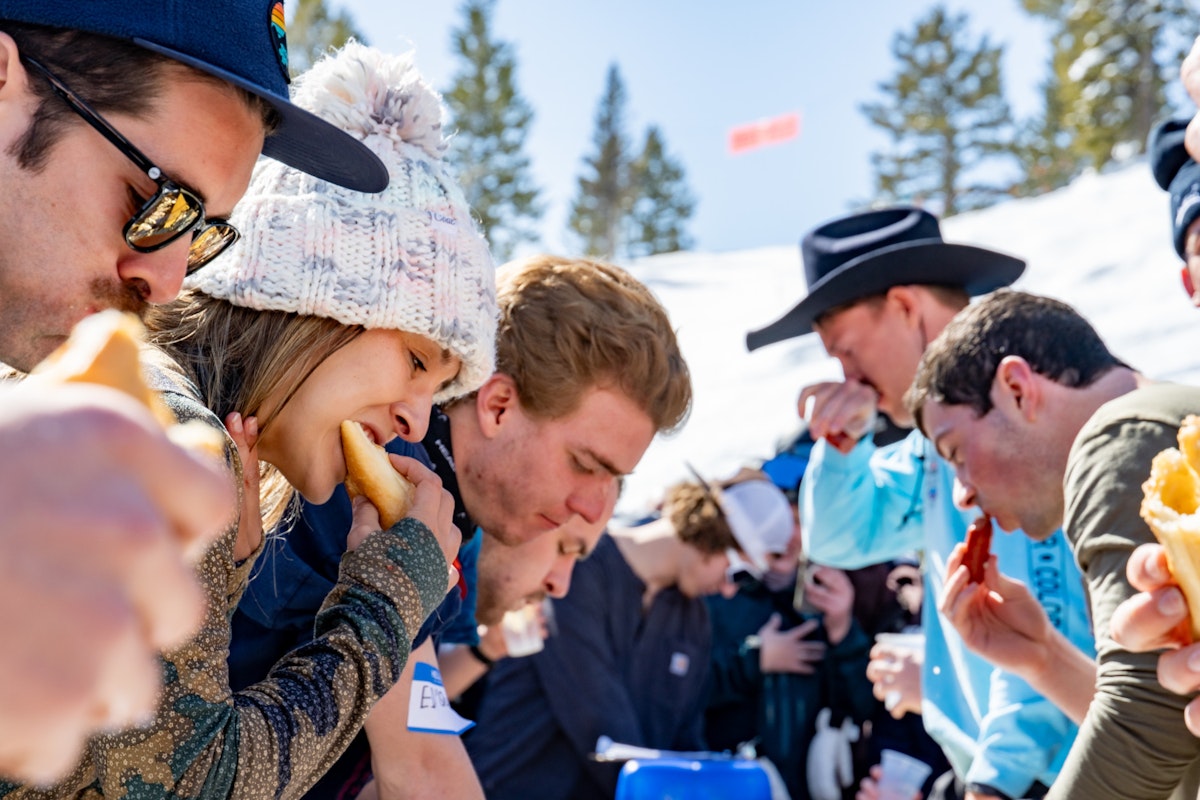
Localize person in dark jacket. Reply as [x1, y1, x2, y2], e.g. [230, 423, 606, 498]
[705, 521, 874, 800]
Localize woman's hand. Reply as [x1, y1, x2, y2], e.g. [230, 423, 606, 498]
[348, 456, 460, 591]
[225, 413, 261, 557]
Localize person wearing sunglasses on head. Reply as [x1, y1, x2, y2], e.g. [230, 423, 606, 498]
[0, 1, 389, 785]
[463, 471, 791, 800]
[0, 41, 493, 800]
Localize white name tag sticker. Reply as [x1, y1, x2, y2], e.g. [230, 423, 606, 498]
[407, 661, 475, 735]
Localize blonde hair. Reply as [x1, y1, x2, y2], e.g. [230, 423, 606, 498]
[145, 290, 362, 529]
[487, 255, 692, 432]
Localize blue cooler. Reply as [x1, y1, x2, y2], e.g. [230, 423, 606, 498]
[615, 758, 771, 800]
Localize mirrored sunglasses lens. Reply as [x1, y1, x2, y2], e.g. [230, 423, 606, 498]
[187, 224, 238, 271]
[127, 189, 202, 248]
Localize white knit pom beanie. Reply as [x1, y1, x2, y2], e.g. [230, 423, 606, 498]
[188, 41, 497, 402]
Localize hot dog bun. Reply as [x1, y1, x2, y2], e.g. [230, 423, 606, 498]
[340, 420, 415, 529]
[1141, 414, 1200, 639]
[28, 310, 224, 457]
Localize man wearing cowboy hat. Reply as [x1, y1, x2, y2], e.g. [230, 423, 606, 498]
[747, 208, 1094, 800]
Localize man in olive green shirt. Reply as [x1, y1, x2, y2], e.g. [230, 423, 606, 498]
[905, 289, 1200, 799]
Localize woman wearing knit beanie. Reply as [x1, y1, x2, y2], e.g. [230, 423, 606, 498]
[0, 43, 498, 800]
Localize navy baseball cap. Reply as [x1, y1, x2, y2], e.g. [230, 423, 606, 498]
[0, 0, 389, 193]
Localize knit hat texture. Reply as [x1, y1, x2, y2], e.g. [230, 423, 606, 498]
[189, 41, 497, 401]
[1149, 118, 1200, 260]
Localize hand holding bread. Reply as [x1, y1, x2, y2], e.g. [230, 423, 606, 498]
[1141, 414, 1200, 640]
[0, 311, 233, 783]
[341, 421, 460, 589]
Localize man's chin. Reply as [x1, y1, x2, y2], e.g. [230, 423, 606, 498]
[1008, 517, 1057, 542]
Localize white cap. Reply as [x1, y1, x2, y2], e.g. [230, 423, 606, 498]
[718, 480, 794, 576]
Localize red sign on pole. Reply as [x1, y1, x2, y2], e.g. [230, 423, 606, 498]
[728, 111, 802, 155]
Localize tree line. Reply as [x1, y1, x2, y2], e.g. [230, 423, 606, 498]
[287, 0, 693, 262]
[289, 0, 1199, 256]
[865, 0, 1200, 217]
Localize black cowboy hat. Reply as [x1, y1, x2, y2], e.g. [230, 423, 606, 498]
[745, 207, 1025, 351]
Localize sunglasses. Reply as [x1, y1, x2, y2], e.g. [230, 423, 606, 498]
[22, 57, 239, 274]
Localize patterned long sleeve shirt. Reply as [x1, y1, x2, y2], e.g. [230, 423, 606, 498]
[0, 355, 448, 800]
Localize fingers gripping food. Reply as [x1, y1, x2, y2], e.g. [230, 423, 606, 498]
[27, 310, 224, 457]
[963, 516, 993, 584]
[1142, 415, 1200, 639]
[340, 420, 416, 529]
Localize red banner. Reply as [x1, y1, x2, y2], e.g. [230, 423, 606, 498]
[728, 111, 802, 155]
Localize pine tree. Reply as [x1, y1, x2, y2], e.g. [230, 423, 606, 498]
[1012, 73, 1086, 197]
[286, 0, 365, 77]
[861, 6, 1016, 216]
[1021, 0, 1200, 169]
[628, 126, 695, 257]
[445, 0, 542, 263]
[569, 64, 634, 260]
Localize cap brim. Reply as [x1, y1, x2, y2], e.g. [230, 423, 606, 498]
[745, 241, 1024, 351]
[135, 38, 389, 193]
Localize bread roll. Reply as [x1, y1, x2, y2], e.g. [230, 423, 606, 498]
[340, 420, 415, 529]
[27, 310, 224, 457]
[1141, 415, 1200, 639]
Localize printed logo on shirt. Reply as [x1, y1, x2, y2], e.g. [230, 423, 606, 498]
[669, 652, 690, 677]
[1028, 534, 1067, 631]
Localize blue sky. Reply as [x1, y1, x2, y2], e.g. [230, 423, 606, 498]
[336, 1, 1051, 256]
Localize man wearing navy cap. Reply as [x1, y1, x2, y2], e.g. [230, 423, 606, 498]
[0, 2, 386, 783]
[746, 208, 1094, 800]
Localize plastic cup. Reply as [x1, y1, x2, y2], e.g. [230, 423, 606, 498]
[876, 749, 932, 800]
[873, 632, 924, 713]
[501, 600, 547, 657]
[873, 631, 925, 654]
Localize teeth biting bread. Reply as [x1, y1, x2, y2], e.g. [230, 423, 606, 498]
[340, 420, 415, 529]
[1141, 414, 1200, 639]
[27, 310, 224, 457]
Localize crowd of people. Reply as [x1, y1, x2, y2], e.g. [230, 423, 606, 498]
[5, 3, 1200, 800]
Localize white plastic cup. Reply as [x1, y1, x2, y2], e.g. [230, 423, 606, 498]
[873, 632, 924, 712]
[873, 632, 925, 655]
[501, 600, 547, 657]
[876, 749, 932, 800]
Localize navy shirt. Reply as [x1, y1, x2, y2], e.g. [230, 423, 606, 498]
[464, 534, 711, 800]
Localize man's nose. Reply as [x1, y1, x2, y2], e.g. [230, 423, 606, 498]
[543, 555, 576, 599]
[117, 239, 192, 304]
[566, 478, 616, 525]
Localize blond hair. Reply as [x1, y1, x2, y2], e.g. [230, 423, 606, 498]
[488, 255, 691, 432]
[145, 290, 362, 529]
[664, 481, 736, 555]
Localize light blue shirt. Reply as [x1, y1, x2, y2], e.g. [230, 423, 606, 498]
[802, 429, 1094, 798]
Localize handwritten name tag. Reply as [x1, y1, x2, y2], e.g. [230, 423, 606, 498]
[407, 661, 475, 735]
